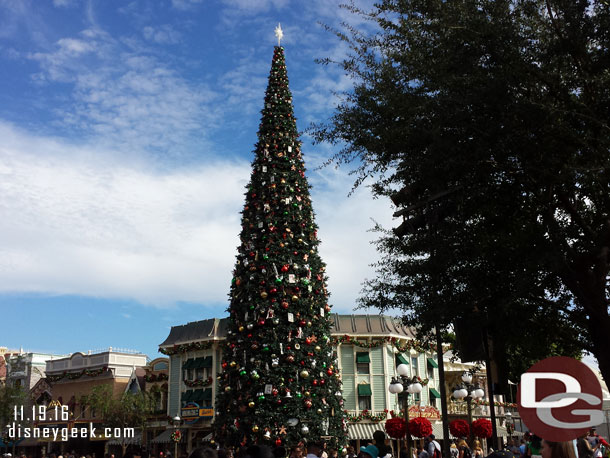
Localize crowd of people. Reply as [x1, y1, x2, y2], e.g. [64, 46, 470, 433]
[4, 427, 608, 458]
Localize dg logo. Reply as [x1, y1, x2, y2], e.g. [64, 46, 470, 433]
[517, 356, 604, 441]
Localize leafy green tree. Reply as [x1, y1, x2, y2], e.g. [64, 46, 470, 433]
[0, 384, 28, 454]
[313, 0, 609, 385]
[214, 46, 345, 447]
[83, 384, 155, 457]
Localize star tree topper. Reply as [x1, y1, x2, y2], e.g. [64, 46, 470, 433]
[275, 23, 283, 45]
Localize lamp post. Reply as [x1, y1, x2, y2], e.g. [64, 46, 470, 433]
[172, 415, 181, 458]
[452, 371, 485, 444]
[389, 364, 423, 455]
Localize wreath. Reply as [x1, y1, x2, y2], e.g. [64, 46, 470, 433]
[471, 418, 492, 438]
[409, 417, 433, 438]
[385, 417, 406, 439]
[171, 430, 182, 442]
[449, 419, 470, 438]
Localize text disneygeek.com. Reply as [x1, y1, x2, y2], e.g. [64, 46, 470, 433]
[5, 423, 136, 442]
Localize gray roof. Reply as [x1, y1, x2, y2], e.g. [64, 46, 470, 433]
[159, 314, 416, 348]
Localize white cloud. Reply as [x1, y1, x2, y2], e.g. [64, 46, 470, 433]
[171, 0, 203, 11]
[142, 25, 181, 44]
[0, 122, 393, 311]
[28, 27, 220, 155]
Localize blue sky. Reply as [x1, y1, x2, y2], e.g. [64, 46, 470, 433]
[0, 0, 395, 360]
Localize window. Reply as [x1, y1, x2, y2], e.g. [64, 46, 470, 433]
[358, 395, 372, 410]
[154, 362, 168, 371]
[196, 368, 204, 380]
[356, 352, 370, 374]
[357, 384, 372, 410]
[411, 357, 418, 374]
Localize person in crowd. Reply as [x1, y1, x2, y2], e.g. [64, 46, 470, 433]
[427, 436, 441, 458]
[307, 444, 323, 458]
[274, 448, 288, 458]
[399, 447, 409, 458]
[417, 444, 429, 458]
[373, 431, 392, 458]
[188, 449, 218, 458]
[450, 441, 459, 458]
[346, 447, 356, 458]
[458, 439, 472, 458]
[289, 446, 304, 458]
[529, 436, 543, 458]
[360, 445, 379, 458]
[473, 441, 484, 458]
[578, 432, 599, 458]
[541, 440, 577, 458]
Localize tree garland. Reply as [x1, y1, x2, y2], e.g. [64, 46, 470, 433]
[160, 341, 214, 355]
[47, 367, 110, 382]
[145, 373, 169, 382]
[184, 376, 213, 387]
[345, 409, 388, 422]
[472, 400, 517, 408]
[331, 335, 439, 352]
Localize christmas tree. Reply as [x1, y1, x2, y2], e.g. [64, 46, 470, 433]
[214, 41, 345, 447]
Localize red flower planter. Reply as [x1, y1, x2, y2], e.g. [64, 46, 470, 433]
[409, 417, 433, 438]
[471, 418, 492, 438]
[449, 419, 470, 438]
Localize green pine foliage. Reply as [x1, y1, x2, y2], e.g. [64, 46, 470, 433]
[214, 46, 346, 447]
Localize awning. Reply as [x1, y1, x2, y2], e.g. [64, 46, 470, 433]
[150, 429, 186, 443]
[358, 384, 372, 396]
[201, 433, 213, 441]
[396, 354, 409, 365]
[182, 390, 193, 402]
[429, 388, 441, 398]
[203, 388, 212, 401]
[356, 352, 371, 363]
[182, 359, 195, 369]
[427, 358, 439, 369]
[16, 437, 40, 447]
[107, 431, 142, 446]
[348, 422, 380, 440]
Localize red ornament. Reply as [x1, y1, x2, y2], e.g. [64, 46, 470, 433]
[326, 369, 333, 375]
[385, 417, 406, 439]
[281, 265, 290, 272]
[305, 337, 312, 345]
[281, 301, 289, 309]
[304, 399, 312, 409]
[471, 418, 493, 438]
[276, 439, 282, 446]
[312, 379, 318, 386]
[449, 419, 470, 438]
[409, 417, 433, 438]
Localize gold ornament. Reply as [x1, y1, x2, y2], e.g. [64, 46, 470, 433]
[249, 401, 256, 408]
[252, 425, 259, 433]
[300, 370, 310, 378]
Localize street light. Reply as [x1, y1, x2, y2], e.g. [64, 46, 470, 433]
[389, 364, 423, 454]
[452, 372, 485, 443]
[172, 415, 181, 458]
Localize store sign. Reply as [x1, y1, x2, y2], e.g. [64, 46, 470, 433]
[408, 405, 441, 420]
[199, 408, 214, 418]
[181, 404, 214, 423]
[182, 403, 201, 424]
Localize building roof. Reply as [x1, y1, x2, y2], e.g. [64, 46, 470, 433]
[159, 314, 417, 348]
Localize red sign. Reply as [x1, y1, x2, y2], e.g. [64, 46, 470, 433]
[408, 405, 441, 420]
[517, 356, 603, 441]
